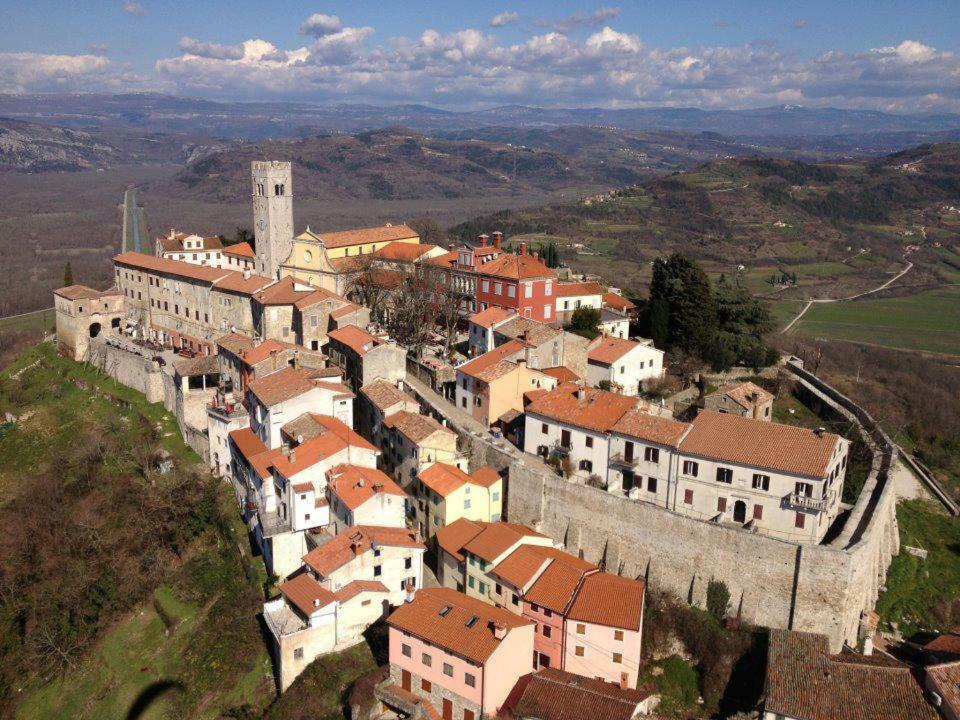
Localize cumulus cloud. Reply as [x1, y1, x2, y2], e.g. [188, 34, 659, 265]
[121, 1, 145, 16]
[490, 11, 519, 27]
[0, 52, 145, 93]
[178, 37, 244, 60]
[299, 13, 342, 37]
[537, 7, 621, 33]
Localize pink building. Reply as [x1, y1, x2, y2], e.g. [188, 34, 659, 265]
[377, 587, 534, 720]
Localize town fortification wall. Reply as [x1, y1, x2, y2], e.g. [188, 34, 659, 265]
[88, 336, 164, 403]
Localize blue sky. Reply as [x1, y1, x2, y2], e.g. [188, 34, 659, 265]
[1, 1, 958, 110]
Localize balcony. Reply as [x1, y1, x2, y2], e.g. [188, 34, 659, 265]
[609, 453, 637, 468]
[789, 492, 828, 512]
[553, 441, 572, 455]
[263, 598, 307, 639]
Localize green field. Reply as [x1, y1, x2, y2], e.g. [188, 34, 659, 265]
[0, 308, 54, 335]
[791, 286, 960, 355]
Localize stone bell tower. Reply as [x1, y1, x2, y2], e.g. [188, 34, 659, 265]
[251, 160, 294, 279]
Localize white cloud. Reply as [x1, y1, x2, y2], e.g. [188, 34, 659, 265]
[537, 7, 621, 33]
[0, 52, 143, 93]
[490, 11, 519, 27]
[299, 13, 342, 37]
[179, 37, 244, 61]
[121, 1, 145, 17]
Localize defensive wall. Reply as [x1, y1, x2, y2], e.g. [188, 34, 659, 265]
[406, 361, 901, 652]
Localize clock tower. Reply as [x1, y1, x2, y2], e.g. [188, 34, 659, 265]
[251, 160, 294, 279]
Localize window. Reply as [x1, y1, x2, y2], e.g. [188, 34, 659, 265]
[405, 557, 412, 570]
[544, 281, 552, 296]
[585, 436, 593, 448]
[464, 673, 476, 688]
[468, 576, 475, 589]
[541, 423, 548, 433]
[795, 482, 813, 497]
[752, 474, 770, 491]
[576, 623, 585, 634]
[613, 653, 623, 664]
[531, 603, 540, 612]
[464, 498, 472, 509]
[544, 304, 552, 319]
[512, 593, 519, 605]
[575, 646, 585, 657]
[374, 565, 382, 577]
[443, 662, 453, 677]
[507, 285, 516, 298]
[294, 647, 304, 660]
[422, 679, 432, 693]
[524, 283, 532, 298]
[544, 609, 552, 618]
[422, 652, 432, 667]
[543, 625, 552, 638]
[614, 630, 624, 641]
[716, 467, 733, 484]
[578, 460, 593, 472]
[684, 489, 694, 505]
[647, 476, 657, 493]
[683, 460, 699, 477]
[795, 513, 806, 529]
[478, 581, 487, 594]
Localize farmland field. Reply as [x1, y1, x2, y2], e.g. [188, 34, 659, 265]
[790, 286, 960, 356]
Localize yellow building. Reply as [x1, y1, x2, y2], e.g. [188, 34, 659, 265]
[412, 462, 504, 537]
[279, 224, 419, 292]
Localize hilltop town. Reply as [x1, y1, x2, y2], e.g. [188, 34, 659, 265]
[45, 159, 957, 720]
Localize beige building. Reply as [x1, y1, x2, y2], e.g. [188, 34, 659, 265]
[382, 410, 463, 488]
[155, 229, 225, 267]
[411, 463, 503, 537]
[53, 284, 124, 361]
[357, 379, 421, 450]
[705, 381, 774, 421]
[325, 325, 406, 391]
[326, 464, 409, 535]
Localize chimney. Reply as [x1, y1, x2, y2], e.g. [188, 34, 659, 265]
[492, 231, 503, 249]
[243, 269, 251, 279]
[373, 483, 384, 493]
[404, 581, 416, 603]
[478, 233, 489, 247]
[313, 597, 321, 608]
[863, 637, 874, 656]
[575, 388, 585, 401]
[351, 541, 362, 556]
[619, 672, 629, 690]
[814, 427, 825, 437]
[519, 242, 527, 256]
[289, 449, 296, 464]
[492, 622, 507, 640]
[448, 243, 455, 252]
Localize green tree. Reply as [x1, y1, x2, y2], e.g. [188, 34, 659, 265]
[706, 579, 731, 623]
[648, 253, 717, 354]
[568, 307, 601, 340]
[62, 262, 73, 287]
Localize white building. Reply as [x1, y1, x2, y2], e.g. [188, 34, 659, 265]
[326, 464, 408, 535]
[155, 229, 226, 267]
[247, 366, 355, 449]
[466, 306, 517, 356]
[554, 280, 604, 323]
[586, 335, 665, 395]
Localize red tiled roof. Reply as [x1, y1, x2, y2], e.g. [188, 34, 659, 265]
[492, 545, 593, 595]
[386, 587, 531, 665]
[253, 275, 317, 305]
[525, 382, 638, 433]
[279, 573, 336, 616]
[303, 526, 423, 577]
[510, 667, 652, 720]
[680, 410, 843, 478]
[223, 241, 254, 257]
[327, 464, 407, 511]
[587, 335, 642, 365]
[212, 271, 274, 295]
[457, 340, 524, 380]
[334, 579, 390, 603]
[542, 366, 579, 383]
[271, 416, 377, 478]
[707, 381, 774, 410]
[611, 409, 691, 448]
[157, 232, 223, 253]
[417, 463, 501, 497]
[924, 632, 960, 659]
[926, 661, 960, 714]
[765, 630, 938, 720]
[247, 366, 318, 406]
[383, 410, 452, 444]
[54, 284, 115, 300]
[241, 339, 295, 367]
[568, 572, 645, 631]
[329, 302, 363, 319]
[468, 306, 515, 329]
[293, 286, 348, 310]
[555, 281, 604, 297]
[114, 251, 228, 283]
[461, 521, 548, 563]
[435, 518, 485, 562]
[228, 427, 274, 480]
[602, 292, 635, 312]
[468, 466, 502, 488]
[525, 561, 594, 615]
[477, 252, 555, 281]
[373, 241, 439, 262]
[427, 250, 457, 268]
[216, 332, 256, 356]
[327, 325, 380, 356]
[361, 379, 417, 412]
[315, 224, 418, 249]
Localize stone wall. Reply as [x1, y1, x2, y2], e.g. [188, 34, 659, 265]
[88, 336, 164, 403]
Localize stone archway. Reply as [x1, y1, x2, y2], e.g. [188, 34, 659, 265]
[88, 322, 102, 338]
[733, 500, 747, 524]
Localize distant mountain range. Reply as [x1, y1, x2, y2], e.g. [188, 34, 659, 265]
[2, 93, 959, 142]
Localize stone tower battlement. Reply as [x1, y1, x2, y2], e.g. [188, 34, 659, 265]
[251, 160, 294, 279]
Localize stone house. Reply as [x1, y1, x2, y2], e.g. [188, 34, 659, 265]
[411, 463, 503, 538]
[586, 335, 665, 395]
[326, 464, 409, 535]
[53, 284, 124, 361]
[382, 410, 463, 489]
[357, 379, 421, 450]
[506, 667, 659, 720]
[326, 325, 406, 391]
[704, 381, 774, 421]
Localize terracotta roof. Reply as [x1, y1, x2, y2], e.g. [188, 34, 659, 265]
[924, 632, 960, 659]
[457, 339, 524, 380]
[527, 561, 595, 615]
[435, 518, 485, 562]
[525, 382, 638, 433]
[157, 232, 223, 254]
[680, 410, 843, 478]
[468, 306, 516, 329]
[384, 410, 453, 444]
[510, 667, 652, 720]
[327, 325, 381, 356]
[373, 241, 439, 262]
[172, 354, 220, 377]
[587, 335, 643, 365]
[567, 572, 645, 630]
[602, 292, 635, 312]
[708, 381, 774, 410]
[334, 579, 390, 603]
[329, 302, 364, 319]
[212, 271, 274, 295]
[279, 573, 336, 616]
[927, 661, 960, 714]
[228, 427, 274, 479]
[492, 545, 593, 595]
[293, 285, 348, 310]
[303, 525, 424, 577]
[542, 366, 579, 383]
[555, 281, 604, 297]
[427, 250, 457, 268]
[386, 587, 531, 665]
[271, 416, 377, 477]
[477, 252, 555, 281]
[611, 409, 691, 448]
[247, 366, 318, 406]
[114, 251, 228, 283]
[495, 316, 561, 346]
[241, 339, 295, 367]
[417, 463, 500, 498]
[54, 284, 113, 300]
[461, 521, 548, 563]
[223, 241, 254, 257]
[765, 630, 938, 720]
[216, 332, 256, 356]
[312, 224, 417, 249]
[327, 464, 407, 510]
[361, 379, 417, 412]
[253, 275, 317, 305]
[468, 466, 502, 488]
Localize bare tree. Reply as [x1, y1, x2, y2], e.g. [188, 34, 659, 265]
[384, 266, 436, 358]
[343, 252, 394, 325]
[429, 268, 464, 360]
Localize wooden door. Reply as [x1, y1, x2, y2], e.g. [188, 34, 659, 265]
[443, 698, 453, 720]
[401, 669, 411, 692]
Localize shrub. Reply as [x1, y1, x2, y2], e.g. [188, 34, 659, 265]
[707, 579, 731, 623]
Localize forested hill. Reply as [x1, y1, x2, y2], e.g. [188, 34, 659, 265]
[451, 143, 960, 269]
